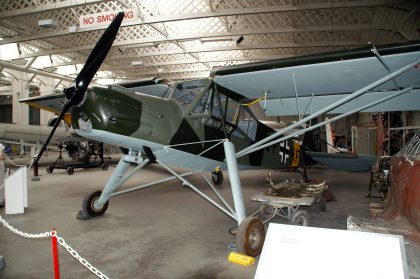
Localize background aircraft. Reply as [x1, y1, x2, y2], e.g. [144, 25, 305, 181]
[22, 12, 420, 256]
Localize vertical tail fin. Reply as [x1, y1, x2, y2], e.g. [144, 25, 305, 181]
[301, 120, 322, 165]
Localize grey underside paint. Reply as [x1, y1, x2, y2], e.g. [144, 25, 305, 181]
[262, 89, 420, 116]
[306, 151, 377, 172]
[213, 51, 420, 100]
[75, 128, 230, 172]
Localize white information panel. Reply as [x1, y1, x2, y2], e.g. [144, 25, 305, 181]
[5, 167, 28, 214]
[255, 223, 407, 279]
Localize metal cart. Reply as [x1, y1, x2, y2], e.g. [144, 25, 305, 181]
[46, 141, 109, 175]
[251, 184, 327, 226]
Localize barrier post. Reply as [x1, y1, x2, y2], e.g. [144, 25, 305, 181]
[51, 228, 60, 279]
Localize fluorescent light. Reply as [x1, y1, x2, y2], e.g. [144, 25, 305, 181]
[200, 36, 234, 43]
[38, 19, 58, 28]
[68, 26, 77, 33]
[131, 60, 143, 66]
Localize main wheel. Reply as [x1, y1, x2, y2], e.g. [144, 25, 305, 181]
[46, 166, 53, 173]
[82, 190, 108, 217]
[236, 217, 265, 257]
[289, 210, 310, 226]
[67, 167, 74, 175]
[212, 171, 223, 185]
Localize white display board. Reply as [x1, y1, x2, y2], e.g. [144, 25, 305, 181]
[5, 167, 28, 214]
[255, 223, 407, 279]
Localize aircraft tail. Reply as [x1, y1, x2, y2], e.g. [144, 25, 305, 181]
[300, 120, 376, 171]
[300, 121, 322, 166]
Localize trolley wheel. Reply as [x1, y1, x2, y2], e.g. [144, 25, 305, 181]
[236, 217, 265, 257]
[101, 163, 109, 171]
[66, 167, 74, 175]
[259, 204, 275, 219]
[212, 171, 223, 185]
[319, 191, 327, 212]
[82, 190, 108, 217]
[46, 166, 53, 173]
[289, 210, 310, 226]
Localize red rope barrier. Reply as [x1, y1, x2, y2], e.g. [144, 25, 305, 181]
[51, 228, 60, 279]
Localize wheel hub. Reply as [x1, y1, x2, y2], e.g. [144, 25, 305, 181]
[92, 198, 103, 212]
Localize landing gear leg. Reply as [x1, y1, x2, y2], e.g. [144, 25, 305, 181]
[224, 140, 266, 257]
[77, 152, 148, 220]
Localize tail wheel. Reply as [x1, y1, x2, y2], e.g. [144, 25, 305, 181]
[46, 166, 53, 173]
[101, 163, 108, 170]
[236, 217, 265, 257]
[289, 210, 310, 226]
[66, 167, 74, 175]
[212, 171, 223, 185]
[82, 190, 108, 217]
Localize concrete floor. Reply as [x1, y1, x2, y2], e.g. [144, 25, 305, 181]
[0, 153, 419, 278]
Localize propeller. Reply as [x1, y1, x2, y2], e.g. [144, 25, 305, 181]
[31, 12, 125, 167]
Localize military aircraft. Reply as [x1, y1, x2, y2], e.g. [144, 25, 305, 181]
[21, 12, 420, 257]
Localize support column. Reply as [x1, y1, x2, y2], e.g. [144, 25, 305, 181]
[224, 140, 246, 225]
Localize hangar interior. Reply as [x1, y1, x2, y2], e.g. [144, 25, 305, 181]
[0, 0, 419, 278]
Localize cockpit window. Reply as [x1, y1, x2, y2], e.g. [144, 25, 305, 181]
[207, 91, 258, 140]
[169, 80, 207, 112]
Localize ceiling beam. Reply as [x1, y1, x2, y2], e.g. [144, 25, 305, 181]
[0, 0, 403, 45]
[100, 55, 288, 70]
[0, 60, 73, 82]
[47, 41, 358, 68]
[0, 0, 103, 19]
[15, 25, 371, 59]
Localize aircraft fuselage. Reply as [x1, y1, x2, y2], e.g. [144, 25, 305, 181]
[71, 84, 302, 169]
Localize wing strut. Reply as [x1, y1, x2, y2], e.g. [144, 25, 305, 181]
[240, 84, 417, 158]
[236, 56, 420, 158]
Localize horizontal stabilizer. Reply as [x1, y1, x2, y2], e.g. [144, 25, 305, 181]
[306, 151, 376, 172]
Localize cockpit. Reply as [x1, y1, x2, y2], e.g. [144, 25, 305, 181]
[121, 77, 259, 141]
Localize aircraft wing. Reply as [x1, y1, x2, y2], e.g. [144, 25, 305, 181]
[20, 93, 72, 124]
[74, 128, 231, 172]
[20, 93, 65, 114]
[0, 123, 81, 148]
[212, 40, 420, 116]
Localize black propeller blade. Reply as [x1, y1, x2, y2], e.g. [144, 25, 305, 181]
[32, 12, 125, 167]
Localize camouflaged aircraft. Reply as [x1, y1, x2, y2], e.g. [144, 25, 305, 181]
[23, 12, 420, 256]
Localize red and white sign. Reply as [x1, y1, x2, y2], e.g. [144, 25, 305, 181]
[79, 10, 138, 28]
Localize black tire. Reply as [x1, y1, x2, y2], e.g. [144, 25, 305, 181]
[319, 192, 327, 212]
[46, 166, 53, 174]
[212, 171, 223, 185]
[102, 163, 108, 171]
[259, 204, 275, 219]
[236, 217, 265, 257]
[82, 190, 108, 217]
[67, 167, 74, 175]
[289, 210, 310, 226]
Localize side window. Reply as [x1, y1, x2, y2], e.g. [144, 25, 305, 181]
[236, 109, 258, 141]
[190, 89, 212, 115]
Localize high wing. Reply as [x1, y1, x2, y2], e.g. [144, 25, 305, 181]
[213, 41, 420, 170]
[212, 40, 420, 116]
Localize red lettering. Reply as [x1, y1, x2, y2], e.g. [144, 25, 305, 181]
[97, 14, 111, 23]
[124, 11, 133, 19]
[83, 17, 94, 25]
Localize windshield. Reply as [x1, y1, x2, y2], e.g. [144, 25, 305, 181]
[168, 80, 208, 112]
